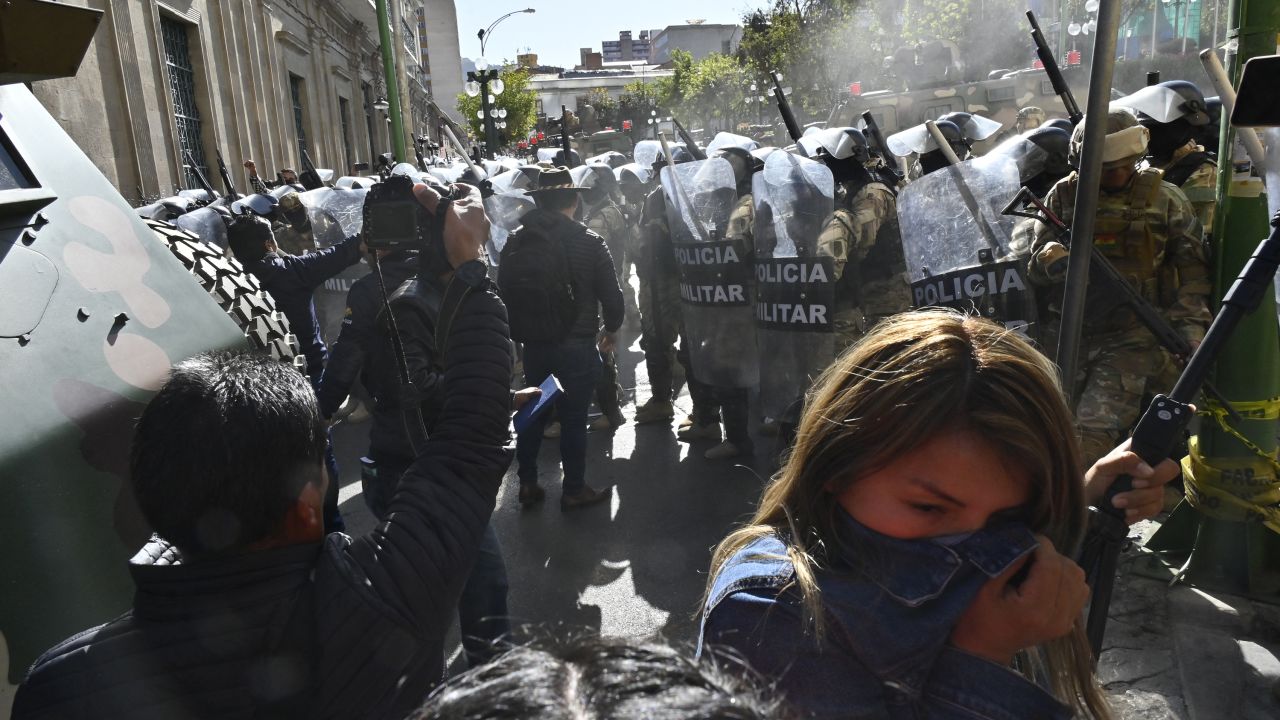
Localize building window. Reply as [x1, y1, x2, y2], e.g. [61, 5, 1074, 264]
[289, 74, 308, 160]
[160, 16, 207, 188]
[338, 97, 353, 173]
[363, 81, 379, 163]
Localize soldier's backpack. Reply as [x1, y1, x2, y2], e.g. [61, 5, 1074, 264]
[498, 224, 578, 342]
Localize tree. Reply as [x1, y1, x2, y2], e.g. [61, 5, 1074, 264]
[455, 66, 538, 146]
[581, 88, 619, 129]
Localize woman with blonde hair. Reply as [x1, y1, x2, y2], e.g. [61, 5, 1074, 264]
[699, 309, 1177, 719]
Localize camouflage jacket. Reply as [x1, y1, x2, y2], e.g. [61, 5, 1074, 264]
[724, 193, 756, 262]
[1154, 141, 1217, 231]
[586, 201, 627, 247]
[817, 181, 910, 318]
[1028, 169, 1212, 344]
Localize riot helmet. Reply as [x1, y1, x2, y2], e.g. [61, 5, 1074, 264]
[1044, 118, 1074, 132]
[1113, 80, 1210, 162]
[1067, 108, 1150, 171]
[570, 163, 620, 208]
[915, 120, 967, 175]
[553, 148, 582, 167]
[230, 192, 279, 219]
[936, 111, 1003, 143]
[988, 127, 1071, 198]
[799, 127, 872, 187]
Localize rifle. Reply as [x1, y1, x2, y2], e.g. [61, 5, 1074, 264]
[861, 111, 903, 185]
[299, 149, 325, 190]
[1002, 186, 1239, 421]
[213, 149, 240, 201]
[770, 70, 803, 143]
[182, 149, 217, 198]
[670, 116, 706, 160]
[414, 136, 428, 172]
[1027, 10, 1083, 125]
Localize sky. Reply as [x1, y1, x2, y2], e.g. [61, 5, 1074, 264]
[453, 0, 763, 69]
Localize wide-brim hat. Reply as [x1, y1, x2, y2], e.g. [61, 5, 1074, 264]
[527, 166, 591, 195]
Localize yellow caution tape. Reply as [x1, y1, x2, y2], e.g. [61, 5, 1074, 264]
[1180, 396, 1280, 534]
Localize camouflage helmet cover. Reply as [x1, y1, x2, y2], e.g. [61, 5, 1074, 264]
[1068, 108, 1150, 169]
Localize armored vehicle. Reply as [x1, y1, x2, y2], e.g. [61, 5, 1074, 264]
[0, 2, 300, 712]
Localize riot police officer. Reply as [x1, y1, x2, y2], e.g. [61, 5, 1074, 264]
[1027, 109, 1213, 466]
[1114, 80, 1219, 230]
[806, 127, 911, 350]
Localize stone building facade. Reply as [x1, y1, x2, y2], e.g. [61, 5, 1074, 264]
[32, 0, 440, 205]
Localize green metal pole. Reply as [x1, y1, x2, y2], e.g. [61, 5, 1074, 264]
[375, 0, 408, 162]
[1146, 0, 1280, 597]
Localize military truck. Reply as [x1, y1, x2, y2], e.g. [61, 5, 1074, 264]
[0, 2, 299, 712]
[573, 129, 635, 160]
[838, 44, 1089, 152]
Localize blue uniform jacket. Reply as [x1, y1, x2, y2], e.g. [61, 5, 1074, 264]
[248, 234, 363, 383]
[698, 511, 1072, 720]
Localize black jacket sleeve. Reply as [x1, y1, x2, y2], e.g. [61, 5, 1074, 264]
[594, 233, 625, 333]
[340, 279, 512, 632]
[283, 233, 363, 289]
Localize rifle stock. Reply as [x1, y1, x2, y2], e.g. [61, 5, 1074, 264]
[299, 149, 324, 190]
[214, 149, 240, 201]
[1027, 10, 1083, 125]
[670, 116, 706, 160]
[182, 149, 217, 197]
[862, 111, 904, 184]
[770, 71, 803, 143]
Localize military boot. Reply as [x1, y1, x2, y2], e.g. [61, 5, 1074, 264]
[634, 398, 675, 424]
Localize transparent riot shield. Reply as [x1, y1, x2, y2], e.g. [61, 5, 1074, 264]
[752, 152, 835, 419]
[896, 153, 1037, 334]
[484, 168, 535, 263]
[297, 186, 370, 344]
[173, 206, 228, 249]
[660, 156, 759, 388]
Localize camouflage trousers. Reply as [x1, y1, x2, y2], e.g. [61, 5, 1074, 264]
[638, 270, 683, 402]
[1074, 337, 1174, 467]
[832, 308, 900, 355]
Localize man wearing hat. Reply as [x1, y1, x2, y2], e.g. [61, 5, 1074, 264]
[501, 167, 624, 511]
[1027, 108, 1212, 466]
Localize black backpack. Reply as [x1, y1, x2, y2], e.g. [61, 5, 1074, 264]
[499, 223, 578, 342]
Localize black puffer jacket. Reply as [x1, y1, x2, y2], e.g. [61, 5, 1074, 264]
[510, 207, 625, 339]
[12, 280, 514, 720]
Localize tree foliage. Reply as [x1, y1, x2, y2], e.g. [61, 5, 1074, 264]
[455, 66, 538, 145]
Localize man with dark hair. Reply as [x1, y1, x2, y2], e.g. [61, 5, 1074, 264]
[409, 636, 789, 719]
[13, 183, 517, 720]
[227, 214, 364, 386]
[500, 166, 624, 511]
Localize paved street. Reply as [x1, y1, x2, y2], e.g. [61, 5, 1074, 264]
[331, 309, 773, 659]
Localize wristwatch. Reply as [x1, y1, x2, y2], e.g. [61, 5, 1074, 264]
[453, 259, 488, 289]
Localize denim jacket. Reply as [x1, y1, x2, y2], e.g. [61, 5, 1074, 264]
[698, 511, 1072, 720]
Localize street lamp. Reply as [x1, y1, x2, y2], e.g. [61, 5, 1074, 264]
[478, 8, 536, 58]
[470, 8, 535, 159]
[373, 96, 390, 112]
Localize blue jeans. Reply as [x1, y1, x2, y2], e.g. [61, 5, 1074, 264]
[365, 455, 511, 667]
[516, 338, 603, 496]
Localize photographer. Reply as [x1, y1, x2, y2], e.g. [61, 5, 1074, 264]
[318, 178, 519, 667]
[14, 183, 519, 720]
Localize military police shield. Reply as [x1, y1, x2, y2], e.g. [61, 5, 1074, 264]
[752, 151, 836, 419]
[660, 156, 759, 388]
[896, 152, 1038, 334]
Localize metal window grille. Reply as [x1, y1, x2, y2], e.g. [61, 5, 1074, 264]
[161, 16, 207, 189]
[338, 97, 353, 172]
[290, 74, 308, 160]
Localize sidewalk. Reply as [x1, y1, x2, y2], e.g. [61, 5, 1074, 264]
[1099, 519, 1280, 719]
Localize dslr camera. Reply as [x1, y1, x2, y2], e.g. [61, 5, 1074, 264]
[361, 173, 457, 277]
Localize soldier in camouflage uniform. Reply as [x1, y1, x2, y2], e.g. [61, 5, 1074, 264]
[633, 150, 693, 425]
[678, 137, 759, 460]
[1028, 109, 1213, 466]
[806, 129, 911, 350]
[1115, 80, 1219, 231]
